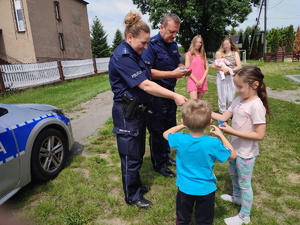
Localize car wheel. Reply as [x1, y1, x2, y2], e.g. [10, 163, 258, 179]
[31, 128, 67, 181]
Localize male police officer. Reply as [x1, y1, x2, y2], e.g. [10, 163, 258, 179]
[142, 13, 192, 178]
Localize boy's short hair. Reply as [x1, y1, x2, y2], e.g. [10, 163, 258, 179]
[182, 99, 212, 132]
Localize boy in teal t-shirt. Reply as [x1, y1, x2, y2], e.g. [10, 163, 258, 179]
[163, 99, 236, 224]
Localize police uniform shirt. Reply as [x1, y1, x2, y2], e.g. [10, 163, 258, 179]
[109, 40, 152, 104]
[141, 32, 181, 89]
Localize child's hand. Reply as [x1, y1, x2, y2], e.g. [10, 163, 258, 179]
[196, 79, 204, 88]
[218, 122, 234, 134]
[210, 125, 223, 137]
[221, 67, 230, 75]
[196, 82, 202, 88]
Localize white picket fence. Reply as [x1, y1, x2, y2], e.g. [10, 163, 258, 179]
[0, 58, 109, 90]
[61, 59, 94, 79]
[0, 62, 60, 89]
[96, 58, 110, 73]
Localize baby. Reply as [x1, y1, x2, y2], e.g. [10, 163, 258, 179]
[214, 51, 234, 80]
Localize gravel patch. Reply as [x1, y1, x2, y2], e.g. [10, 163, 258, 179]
[266, 87, 300, 104]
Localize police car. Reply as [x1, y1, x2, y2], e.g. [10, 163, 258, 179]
[0, 103, 74, 205]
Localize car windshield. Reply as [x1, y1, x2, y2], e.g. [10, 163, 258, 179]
[0, 107, 8, 117]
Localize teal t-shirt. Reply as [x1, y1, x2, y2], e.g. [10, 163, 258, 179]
[168, 133, 231, 196]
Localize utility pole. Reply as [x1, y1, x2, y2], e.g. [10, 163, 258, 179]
[264, 0, 267, 54]
[249, 0, 264, 57]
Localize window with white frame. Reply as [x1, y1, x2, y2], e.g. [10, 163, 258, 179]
[58, 33, 65, 50]
[14, 0, 25, 32]
[54, 1, 61, 20]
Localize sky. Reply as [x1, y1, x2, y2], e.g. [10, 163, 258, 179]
[86, 0, 300, 46]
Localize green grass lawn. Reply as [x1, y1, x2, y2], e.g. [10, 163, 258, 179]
[0, 74, 111, 111]
[209, 60, 300, 91]
[4, 62, 300, 224]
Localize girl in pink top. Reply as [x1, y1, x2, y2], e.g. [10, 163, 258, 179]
[212, 65, 270, 225]
[185, 35, 209, 100]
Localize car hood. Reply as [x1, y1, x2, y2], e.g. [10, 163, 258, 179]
[0, 103, 62, 128]
[7, 103, 58, 111]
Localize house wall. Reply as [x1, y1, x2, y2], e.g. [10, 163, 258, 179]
[0, 0, 37, 63]
[27, 0, 92, 62]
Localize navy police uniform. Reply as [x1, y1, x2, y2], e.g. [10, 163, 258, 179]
[109, 40, 152, 204]
[141, 32, 181, 170]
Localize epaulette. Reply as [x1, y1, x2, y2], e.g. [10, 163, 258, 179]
[122, 47, 130, 55]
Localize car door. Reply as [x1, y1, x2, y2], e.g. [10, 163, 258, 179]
[0, 113, 20, 198]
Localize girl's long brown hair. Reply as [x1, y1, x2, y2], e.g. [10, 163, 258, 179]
[219, 37, 240, 56]
[235, 65, 270, 117]
[188, 35, 207, 68]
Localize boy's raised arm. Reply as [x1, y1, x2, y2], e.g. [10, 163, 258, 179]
[210, 125, 237, 160]
[163, 124, 186, 140]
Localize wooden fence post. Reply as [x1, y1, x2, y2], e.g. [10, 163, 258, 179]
[0, 68, 6, 93]
[92, 58, 98, 74]
[57, 60, 64, 81]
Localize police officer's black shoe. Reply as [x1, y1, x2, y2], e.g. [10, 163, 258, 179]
[167, 157, 176, 167]
[134, 198, 152, 209]
[141, 185, 149, 194]
[155, 167, 176, 178]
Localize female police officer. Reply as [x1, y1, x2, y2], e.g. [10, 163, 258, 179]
[109, 11, 187, 208]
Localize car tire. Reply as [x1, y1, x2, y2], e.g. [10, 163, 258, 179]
[31, 128, 67, 181]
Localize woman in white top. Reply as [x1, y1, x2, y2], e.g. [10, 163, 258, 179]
[211, 37, 242, 114]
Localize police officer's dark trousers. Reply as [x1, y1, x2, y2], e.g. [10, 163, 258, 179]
[112, 102, 147, 204]
[147, 95, 177, 170]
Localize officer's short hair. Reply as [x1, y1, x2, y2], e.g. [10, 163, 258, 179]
[161, 13, 181, 27]
[124, 11, 150, 38]
[182, 100, 212, 132]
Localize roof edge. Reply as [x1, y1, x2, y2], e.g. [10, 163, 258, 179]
[76, 0, 89, 5]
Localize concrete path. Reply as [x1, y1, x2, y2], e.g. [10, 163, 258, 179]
[65, 90, 113, 153]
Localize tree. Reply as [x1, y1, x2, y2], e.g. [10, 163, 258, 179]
[243, 35, 249, 58]
[90, 16, 110, 58]
[266, 25, 295, 53]
[238, 33, 243, 44]
[238, 29, 244, 35]
[257, 32, 262, 57]
[132, 0, 261, 52]
[294, 26, 300, 51]
[112, 29, 123, 51]
[286, 25, 295, 52]
[268, 29, 279, 52]
[244, 26, 254, 37]
[229, 27, 237, 35]
[248, 25, 261, 56]
[248, 28, 255, 57]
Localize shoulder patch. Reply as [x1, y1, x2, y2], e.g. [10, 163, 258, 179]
[122, 48, 130, 55]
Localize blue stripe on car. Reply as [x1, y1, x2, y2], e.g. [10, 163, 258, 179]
[0, 113, 69, 166]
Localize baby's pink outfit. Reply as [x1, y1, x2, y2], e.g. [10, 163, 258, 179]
[214, 58, 234, 80]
